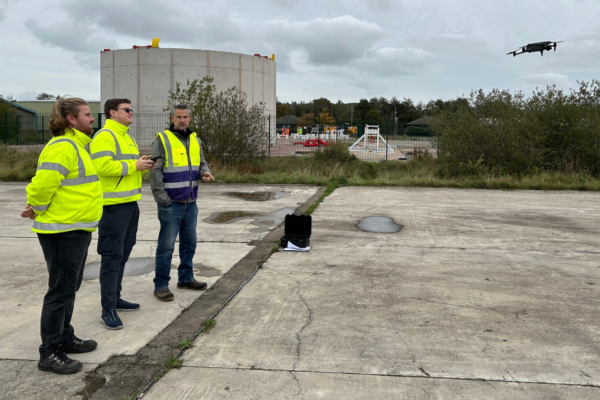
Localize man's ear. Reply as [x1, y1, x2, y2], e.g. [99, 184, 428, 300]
[66, 114, 77, 126]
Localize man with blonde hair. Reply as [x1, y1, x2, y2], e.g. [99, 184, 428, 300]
[21, 97, 103, 374]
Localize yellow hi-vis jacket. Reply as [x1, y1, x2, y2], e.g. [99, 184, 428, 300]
[26, 129, 103, 234]
[91, 119, 143, 205]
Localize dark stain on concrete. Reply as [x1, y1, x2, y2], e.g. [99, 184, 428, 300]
[204, 207, 296, 233]
[223, 191, 290, 201]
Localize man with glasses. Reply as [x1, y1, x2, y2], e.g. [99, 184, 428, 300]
[91, 98, 154, 330]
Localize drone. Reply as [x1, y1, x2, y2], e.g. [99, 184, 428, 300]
[507, 41, 563, 57]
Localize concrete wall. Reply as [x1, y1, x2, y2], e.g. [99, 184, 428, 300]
[100, 48, 276, 144]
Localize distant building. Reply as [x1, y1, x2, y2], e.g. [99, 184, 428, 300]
[15, 101, 101, 115]
[403, 116, 434, 128]
[1, 98, 38, 130]
[276, 115, 298, 130]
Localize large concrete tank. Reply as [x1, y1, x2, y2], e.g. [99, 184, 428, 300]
[100, 48, 276, 150]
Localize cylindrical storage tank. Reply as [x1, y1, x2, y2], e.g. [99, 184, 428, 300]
[100, 48, 276, 151]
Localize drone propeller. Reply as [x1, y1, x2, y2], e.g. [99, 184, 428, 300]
[553, 41, 564, 51]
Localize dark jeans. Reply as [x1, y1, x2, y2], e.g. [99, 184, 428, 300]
[38, 230, 91, 357]
[98, 202, 139, 311]
[154, 201, 197, 289]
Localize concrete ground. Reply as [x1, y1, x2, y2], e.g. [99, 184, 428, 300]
[143, 187, 600, 399]
[0, 182, 318, 399]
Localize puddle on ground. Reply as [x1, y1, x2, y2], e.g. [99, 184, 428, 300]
[204, 207, 296, 233]
[83, 257, 155, 280]
[223, 191, 290, 201]
[356, 217, 403, 233]
[84, 259, 223, 280]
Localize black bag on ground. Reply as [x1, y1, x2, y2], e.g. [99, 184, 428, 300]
[280, 214, 312, 248]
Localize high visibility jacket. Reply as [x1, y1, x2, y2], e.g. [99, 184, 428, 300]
[156, 130, 202, 201]
[91, 119, 143, 205]
[26, 129, 103, 234]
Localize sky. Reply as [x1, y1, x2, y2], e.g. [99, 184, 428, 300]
[1, 0, 599, 104]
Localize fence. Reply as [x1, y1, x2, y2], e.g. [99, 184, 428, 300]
[1, 113, 437, 161]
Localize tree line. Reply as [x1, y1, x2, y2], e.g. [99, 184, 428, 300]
[276, 96, 470, 124]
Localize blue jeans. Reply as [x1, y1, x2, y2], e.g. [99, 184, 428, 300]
[154, 202, 197, 289]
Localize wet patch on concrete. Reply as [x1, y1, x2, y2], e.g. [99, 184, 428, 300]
[194, 265, 222, 277]
[204, 207, 296, 233]
[222, 191, 290, 201]
[356, 216, 403, 233]
[83, 257, 155, 280]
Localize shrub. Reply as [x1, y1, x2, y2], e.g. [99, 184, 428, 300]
[405, 126, 433, 137]
[433, 81, 600, 176]
[313, 141, 358, 163]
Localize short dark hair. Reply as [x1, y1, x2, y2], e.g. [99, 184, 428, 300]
[173, 104, 190, 114]
[104, 98, 131, 119]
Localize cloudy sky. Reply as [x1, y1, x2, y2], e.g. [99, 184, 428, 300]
[1, 0, 599, 103]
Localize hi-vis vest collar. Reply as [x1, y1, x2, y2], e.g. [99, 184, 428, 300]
[157, 130, 201, 201]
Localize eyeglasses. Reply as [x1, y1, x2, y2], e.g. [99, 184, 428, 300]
[116, 107, 134, 114]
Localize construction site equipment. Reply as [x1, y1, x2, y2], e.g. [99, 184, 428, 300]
[348, 125, 394, 153]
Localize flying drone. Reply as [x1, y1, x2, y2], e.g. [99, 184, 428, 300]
[507, 41, 563, 57]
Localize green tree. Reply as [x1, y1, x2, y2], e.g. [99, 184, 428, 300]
[36, 93, 56, 100]
[166, 77, 267, 165]
[365, 109, 382, 124]
[276, 104, 290, 118]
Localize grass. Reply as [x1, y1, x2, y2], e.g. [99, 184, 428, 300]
[202, 318, 216, 333]
[174, 337, 193, 350]
[121, 393, 136, 400]
[0, 145, 40, 181]
[4, 145, 600, 191]
[153, 356, 183, 382]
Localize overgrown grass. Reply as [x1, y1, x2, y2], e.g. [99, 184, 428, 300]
[208, 156, 600, 191]
[4, 145, 600, 191]
[0, 145, 39, 181]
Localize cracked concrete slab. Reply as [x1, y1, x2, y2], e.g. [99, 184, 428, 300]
[0, 361, 99, 400]
[144, 367, 600, 399]
[0, 182, 318, 399]
[144, 187, 600, 398]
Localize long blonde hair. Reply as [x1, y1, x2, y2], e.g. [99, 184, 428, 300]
[48, 97, 88, 136]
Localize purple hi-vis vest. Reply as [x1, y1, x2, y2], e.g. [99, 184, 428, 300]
[157, 130, 202, 201]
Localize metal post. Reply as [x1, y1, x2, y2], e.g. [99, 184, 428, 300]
[351, 103, 353, 127]
[4, 113, 7, 144]
[41, 115, 44, 144]
[386, 121, 389, 161]
[16, 115, 19, 145]
[268, 114, 271, 155]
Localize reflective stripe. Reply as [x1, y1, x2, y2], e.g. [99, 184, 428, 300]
[95, 128, 139, 161]
[38, 162, 70, 177]
[31, 204, 50, 212]
[33, 220, 99, 232]
[103, 188, 142, 198]
[91, 150, 116, 160]
[158, 132, 174, 168]
[121, 162, 129, 176]
[164, 181, 192, 189]
[61, 175, 99, 186]
[48, 138, 85, 178]
[114, 154, 138, 161]
[164, 166, 190, 173]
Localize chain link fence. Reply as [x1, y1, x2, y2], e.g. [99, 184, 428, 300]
[1, 112, 437, 161]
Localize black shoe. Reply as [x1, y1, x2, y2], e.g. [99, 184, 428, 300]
[116, 298, 140, 312]
[154, 287, 174, 301]
[177, 279, 207, 290]
[60, 337, 98, 354]
[38, 350, 82, 375]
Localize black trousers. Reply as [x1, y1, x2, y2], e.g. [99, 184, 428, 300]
[98, 202, 139, 311]
[38, 230, 91, 357]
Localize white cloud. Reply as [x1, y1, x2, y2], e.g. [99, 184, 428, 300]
[356, 47, 437, 77]
[270, 16, 385, 66]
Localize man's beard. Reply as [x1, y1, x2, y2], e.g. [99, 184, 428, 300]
[76, 123, 94, 136]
